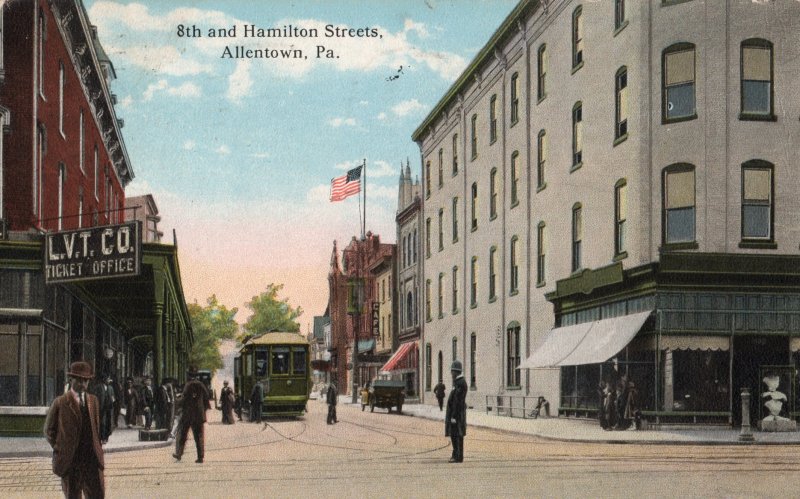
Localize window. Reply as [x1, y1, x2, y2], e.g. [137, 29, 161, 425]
[489, 95, 497, 143]
[452, 266, 459, 314]
[426, 343, 432, 391]
[537, 222, 546, 285]
[663, 164, 696, 244]
[615, 67, 628, 139]
[271, 347, 290, 375]
[437, 273, 444, 318]
[572, 203, 582, 272]
[425, 218, 431, 257]
[438, 148, 443, 188]
[452, 134, 459, 175]
[572, 102, 583, 167]
[510, 236, 519, 294]
[489, 246, 497, 300]
[38, 11, 45, 97]
[663, 43, 696, 121]
[452, 197, 459, 242]
[510, 73, 519, 124]
[58, 62, 64, 136]
[507, 324, 521, 387]
[78, 187, 84, 229]
[537, 44, 547, 101]
[452, 337, 458, 363]
[615, 180, 627, 256]
[572, 7, 583, 69]
[438, 209, 444, 250]
[438, 351, 443, 383]
[489, 168, 498, 219]
[35, 125, 45, 218]
[741, 39, 773, 118]
[79, 110, 85, 172]
[741, 161, 773, 241]
[425, 279, 432, 321]
[510, 151, 519, 206]
[470, 114, 478, 159]
[470, 183, 478, 231]
[292, 348, 307, 375]
[425, 161, 431, 197]
[615, 0, 625, 30]
[412, 230, 417, 262]
[255, 348, 269, 376]
[406, 291, 414, 327]
[470, 333, 477, 389]
[93, 146, 99, 200]
[57, 163, 65, 230]
[537, 130, 546, 189]
[470, 257, 478, 307]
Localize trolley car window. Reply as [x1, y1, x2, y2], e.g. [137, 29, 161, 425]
[255, 347, 269, 376]
[272, 347, 290, 375]
[292, 348, 307, 375]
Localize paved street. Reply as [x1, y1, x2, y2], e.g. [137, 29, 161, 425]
[2, 400, 799, 498]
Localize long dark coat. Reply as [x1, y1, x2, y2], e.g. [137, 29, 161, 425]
[445, 375, 467, 437]
[181, 379, 211, 424]
[44, 392, 105, 477]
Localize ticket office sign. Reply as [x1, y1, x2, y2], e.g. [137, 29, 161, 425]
[44, 222, 142, 284]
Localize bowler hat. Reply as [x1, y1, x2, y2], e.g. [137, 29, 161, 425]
[67, 361, 94, 379]
[450, 360, 463, 373]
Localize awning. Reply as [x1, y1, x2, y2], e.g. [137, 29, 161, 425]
[380, 341, 418, 374]
[358, 339, 375, 353]
[519, 310, 652, 369]
[517, 322, 593, 369]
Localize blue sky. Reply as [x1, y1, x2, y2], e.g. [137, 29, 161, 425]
[86, 0, 517, 327]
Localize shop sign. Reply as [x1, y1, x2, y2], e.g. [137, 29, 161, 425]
[371, 302, 380, 336]
[44, 221, 142, 283]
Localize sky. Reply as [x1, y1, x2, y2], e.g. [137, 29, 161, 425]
[85, 0, 518, 330]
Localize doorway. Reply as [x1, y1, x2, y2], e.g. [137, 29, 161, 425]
[732, 335, 789, 426]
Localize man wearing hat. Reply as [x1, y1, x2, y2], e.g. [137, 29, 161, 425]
[173, 369, 211, 463]
[44, 361, 105, 498]
[445, 359, 468, 463]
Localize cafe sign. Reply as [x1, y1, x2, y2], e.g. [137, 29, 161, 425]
[372, 302, 380, 336]
[44, 222, 142, 284]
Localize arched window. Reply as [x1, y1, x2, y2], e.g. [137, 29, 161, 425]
[662, 163, 696, 244]
[572, 6, 583, 69]
[615, 67, 628, 139]
[740, 38, 774, 119]
[537, 44, 547, 101]
[572, 102, 583, 167]
[506, 322, 521, 387]
[741, 160, 774, 242]
[663, 43, 696, 122]
[572, 203, 582, 272]
[615, 179, 627, 256]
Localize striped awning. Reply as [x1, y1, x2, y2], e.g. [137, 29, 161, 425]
[380, 341, 418, 373]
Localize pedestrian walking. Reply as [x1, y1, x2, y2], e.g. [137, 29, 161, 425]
[433, 381, 446, 411]
[112, 378, 123, 429]
[250, 381, 264, 423]
[155, 378, 172, 431]
[445, 360, 467, 463]
[90, 375, 110, 444]
[141, 377, 155, 430]
[220, 380, 236, 424]
[326, 382, 338, 424]
[44, 361, 106, 498]
[173, 370, 211, 463]
[123, 378, 139, 428]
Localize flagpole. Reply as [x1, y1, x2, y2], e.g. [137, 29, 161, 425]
[361, 158, 367, 240]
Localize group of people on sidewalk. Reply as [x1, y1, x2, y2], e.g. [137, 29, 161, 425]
[598, 375, 641, 431]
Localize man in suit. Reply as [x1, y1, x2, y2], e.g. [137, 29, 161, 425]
[250, 382, 264, 423]
[101, 376, 116, 442]
[173, 370, 211, 463]
[44, 361, 106, 498]
[123, 378, 138, 428]
[445, 360, 467, 463]
[326, 382, 338, 424]
[141, 377, 155, 430]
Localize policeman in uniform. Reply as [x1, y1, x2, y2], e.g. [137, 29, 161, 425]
[445, 360, 467, 463]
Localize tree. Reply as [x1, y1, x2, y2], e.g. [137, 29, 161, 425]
[241, 283, 303, 341]
[188, 295, 239, 371]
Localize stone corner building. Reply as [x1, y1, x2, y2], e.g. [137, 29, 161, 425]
[413, 0, 800, 426]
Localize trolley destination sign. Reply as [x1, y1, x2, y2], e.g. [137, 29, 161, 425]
[44, 221, 142, 284]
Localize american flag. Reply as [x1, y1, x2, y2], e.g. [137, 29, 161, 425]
[330, 165, 362, 202]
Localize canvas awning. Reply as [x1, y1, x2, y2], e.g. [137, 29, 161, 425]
[380, 341, 418, 374]
[519, 310, 652, 369]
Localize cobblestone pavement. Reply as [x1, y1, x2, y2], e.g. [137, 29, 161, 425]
[2, 400, 800, 498]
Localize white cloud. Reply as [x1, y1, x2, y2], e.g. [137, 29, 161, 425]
[376, 112, 387, 121]
[359, 100, 370, 106]
[118, 95, 133, 109]
[215, 145, 231, 155]
[334, 160, 364, 171]
[328, 117, 357, 128]
[403, 19, 430, 38]
[168, 82, 201, 98]
[370, 160, 397, 178]
[250, 152, 269, 159]
[227, 60, 253, 104]
[106, 43, 214, 77]
[391, 99, 428, 117]
[143, 79, 201, 101]
[307, 184, 332, 203]
[183, 140, 196, 150]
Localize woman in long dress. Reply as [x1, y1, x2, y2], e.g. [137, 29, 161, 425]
[220, 380, 236, 424]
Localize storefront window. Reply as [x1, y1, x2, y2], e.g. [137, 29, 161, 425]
[0, 323, 20, 405]
[26, 325, 42, 405]
[667, 350, 729, 412]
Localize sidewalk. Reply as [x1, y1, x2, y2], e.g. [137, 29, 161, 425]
[346, 398, 800, 446]
[0, 425, 172, 459]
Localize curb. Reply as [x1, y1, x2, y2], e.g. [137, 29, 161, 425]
[0, 439, 173, 459]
